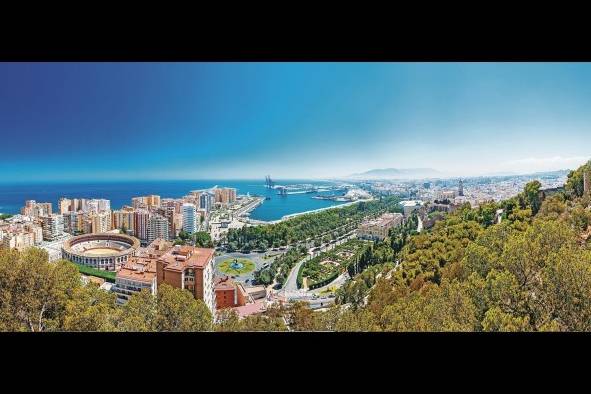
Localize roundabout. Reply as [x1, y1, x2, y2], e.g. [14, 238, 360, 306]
[218, 258, 256, 276]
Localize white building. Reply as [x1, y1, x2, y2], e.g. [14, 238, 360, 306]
[182, 203, 197, 234]
[38, 233, 73, 262]
[86, 199, 111, 213]
[2, 232, 36, 250]
[113, 257, 158, 305]
[90, 211, 112, 233]
[42, 214, 64, 241]
[148, 214, 170, 243]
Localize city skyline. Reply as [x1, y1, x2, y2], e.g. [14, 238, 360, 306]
[0, 62, 589, 181]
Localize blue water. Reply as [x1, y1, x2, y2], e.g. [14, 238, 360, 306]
[0, 180, 347, 222]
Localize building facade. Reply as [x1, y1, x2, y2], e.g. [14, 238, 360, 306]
[357, 212, 404, 241]
[182, 203, 197, 234]
[214, 276, 249, 309]
[214, 188, 237, 205]
[134, 209, 151, 241]
[21, 200, 52, 218]
[132, 195, 161, 210]
[113, 256, 158, 305]
[42, 214, 64, 241]
[90, 211, 112, 233]
[112, 208, 135, 234]
[199, 192, 214, 212]
[156, 246, 216, 314]
[148, 214, 170, 243]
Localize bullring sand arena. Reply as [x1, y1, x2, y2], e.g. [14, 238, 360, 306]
[62, 233, 140, 271]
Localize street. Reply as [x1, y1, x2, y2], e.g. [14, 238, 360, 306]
[281, 230, 357, 293]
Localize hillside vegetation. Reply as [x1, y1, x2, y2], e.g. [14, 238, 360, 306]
[2, 161, 591, 331]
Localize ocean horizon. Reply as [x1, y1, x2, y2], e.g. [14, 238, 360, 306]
[0, 179, 349, 222]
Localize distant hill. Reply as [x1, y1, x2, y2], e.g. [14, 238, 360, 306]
[348, 168, 442, 180]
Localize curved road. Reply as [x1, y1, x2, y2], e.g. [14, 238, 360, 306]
[283, 257, 308, 292]
[282, 231, 357, 293]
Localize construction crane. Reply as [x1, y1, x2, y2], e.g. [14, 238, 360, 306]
[265, 175, 276, 188]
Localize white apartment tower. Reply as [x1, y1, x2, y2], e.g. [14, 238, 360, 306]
[42, 214, 64, 241]
[182, 203, 197, 234]
[148, 214, 170, 243]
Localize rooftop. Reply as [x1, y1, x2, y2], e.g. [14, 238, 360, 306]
[158, 245, 215, 272]
[215, 276, 236, 291]
[117, 256, 157, 283]
[136, 238, 174, 258]
[233, 300, 266, 319]
[360, 212, 403, 228]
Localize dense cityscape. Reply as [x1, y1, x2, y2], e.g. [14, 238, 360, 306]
[0, 167, 577, 326]
[2, 62, 591, 332]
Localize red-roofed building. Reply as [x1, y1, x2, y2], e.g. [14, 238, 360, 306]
[156, 245, 216, 313]
[233, 300, 267, 319]
[214, 276, 249, 309]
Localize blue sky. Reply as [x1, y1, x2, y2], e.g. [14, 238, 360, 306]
[0, 62, 589, 182]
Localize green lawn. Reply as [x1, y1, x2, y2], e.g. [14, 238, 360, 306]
[218, 258, 256, 276]
[73, 263, 116, 283]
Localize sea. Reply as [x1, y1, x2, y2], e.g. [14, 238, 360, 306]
[0, 180, 348, 222]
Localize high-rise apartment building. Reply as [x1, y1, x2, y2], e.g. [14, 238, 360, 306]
[189, 191, 202, 201]
[214, 188, 237, 205]
[132, 195, 161, 210]
[42, 214, 64, 241]
[21, 200, 52, 218]
[63, 211, 78, 234]
[199, 192, 214, 212]
[148, 214, 170, 243]
[90, 211, 112, 233]
[172, 213, 183, 238]
[73, 198, 85, 212]
[458, 179, 464, 197]
[182, 203, 197, 234]
[156, 245, 216, 314]
[86, 199, 111, 214]
[59, 198, 72, 214]
[134, 210, 151, 241]
[112, 208, 135, 234]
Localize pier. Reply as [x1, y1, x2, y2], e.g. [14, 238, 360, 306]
[235, 196, 265, 217]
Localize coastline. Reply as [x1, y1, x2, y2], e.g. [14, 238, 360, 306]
[241, 198, 374, 226]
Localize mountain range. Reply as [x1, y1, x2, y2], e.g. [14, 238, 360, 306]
[347, 168, 442, 180]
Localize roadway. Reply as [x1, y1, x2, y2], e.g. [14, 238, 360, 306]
[282, 230, 357, 293]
